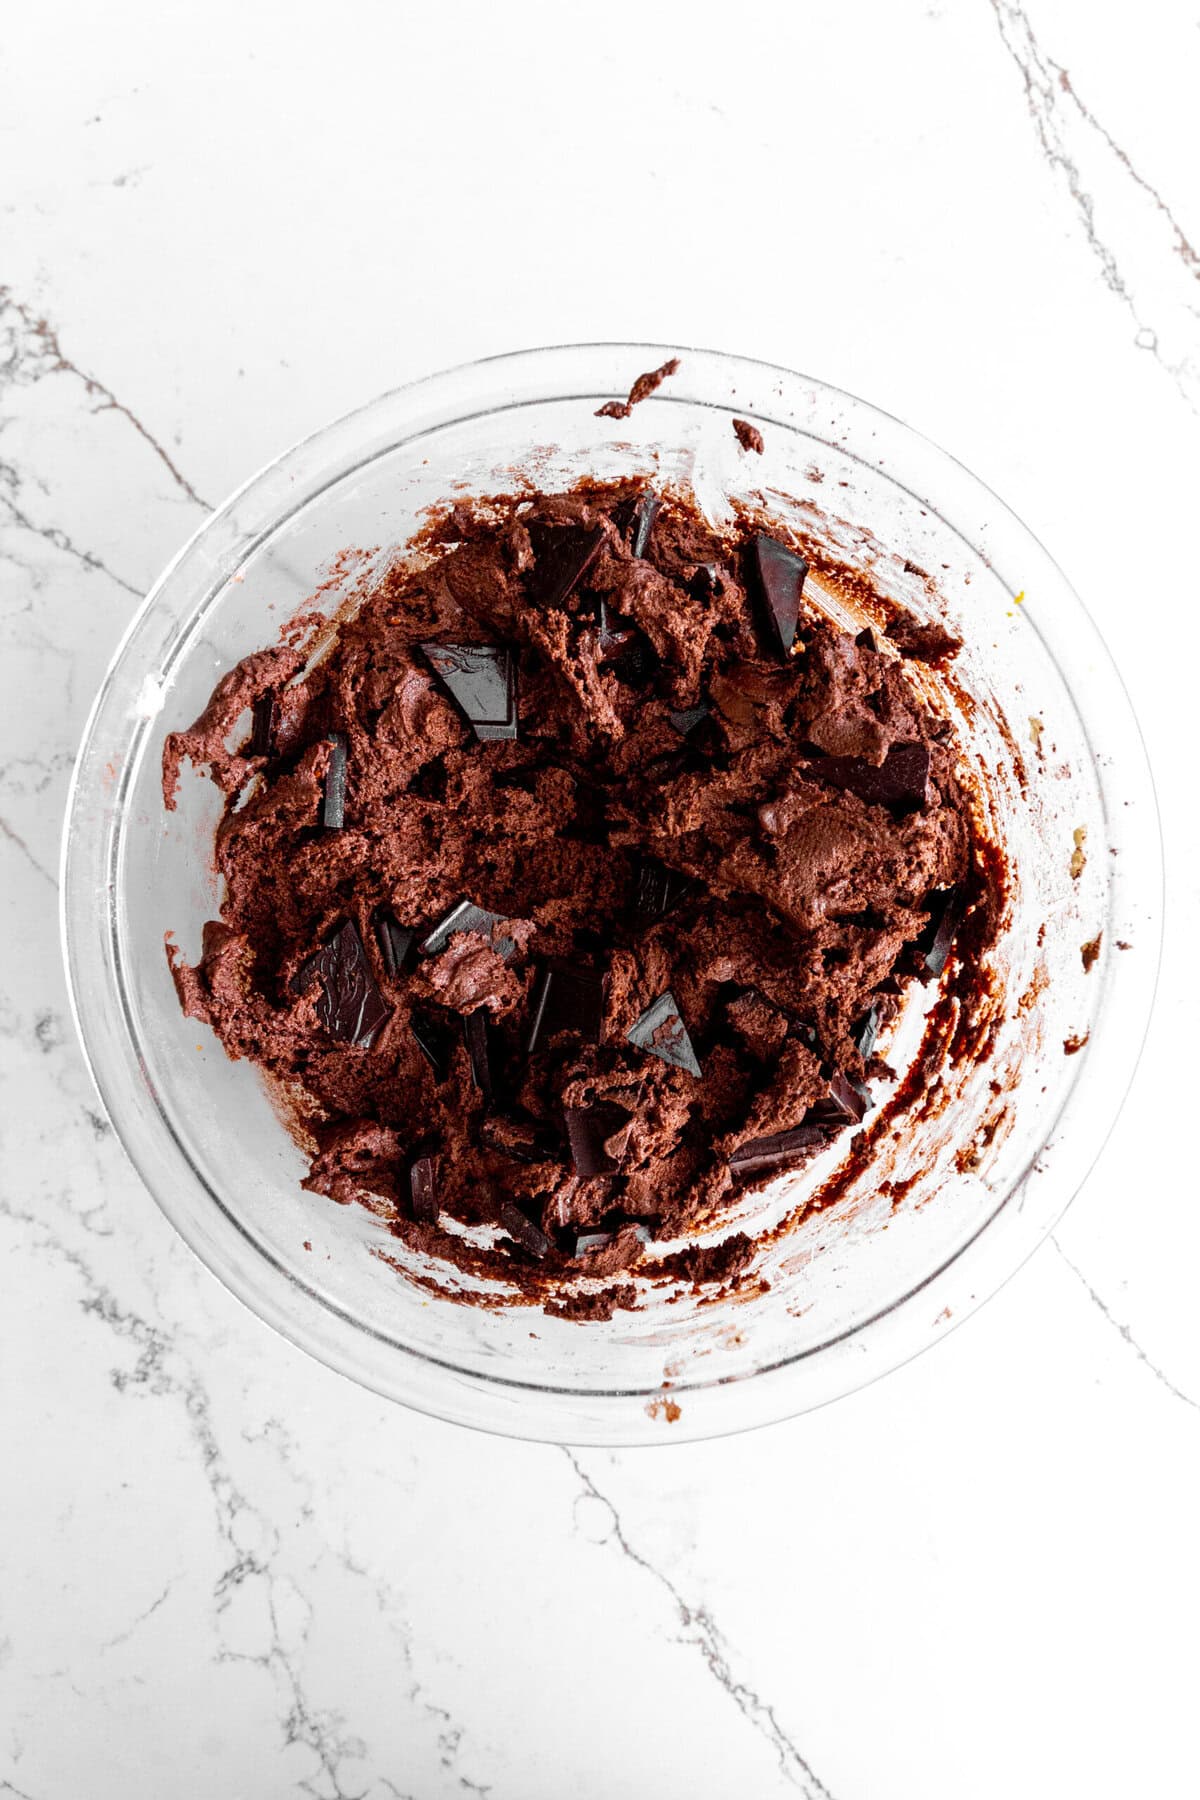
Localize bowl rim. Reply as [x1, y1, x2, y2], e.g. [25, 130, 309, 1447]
[60, 340, 1164, 1444]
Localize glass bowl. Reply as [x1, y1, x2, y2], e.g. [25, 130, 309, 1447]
[61, 344, 1161, 1444]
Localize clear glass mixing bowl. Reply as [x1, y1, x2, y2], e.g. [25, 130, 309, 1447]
[61, 344, 1161, 1443]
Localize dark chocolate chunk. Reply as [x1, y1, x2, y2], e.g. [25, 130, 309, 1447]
[421, 900, 517, 962]
[632, 856, 695, 923]
[602, 1119, 634, 1162]
[527, 525, 605, 611]
[409, 1154, 439, 1223]
[629, 492, 660, 559]
[851, 1005, 880, 1060]
[807, 1071, 871, 1128]
[572, 1229, 617, 1257]
[847, 1075, 873, 1117]
[729, 1124, 830, 1179]
[375, 911, 418, 980]
[479, 1111, 560, 1164]
[289, 954, 318, 997]
[527, 962, 605, 1054]
[804, 742, 931, 810]
[668, 705, 715, 747]
[597, 597, 636, 660]
[918, 887, 966, 977]
[248, 691, 277, 758]
[410, 1008, 453, 1082]
[496, 1198, 549, 1260]
[307, 920, 391, 1048]
[564, 1102, 631, 1178]
[597, 599, 656, 683]
[746, 534, 809, 659]
[626, 991, 701, 1077]
[614, 489, 661, 559]
[854, 625, 882, 653]
[420, 643, 517, 741]
[462, 1008, 498, 1102]
[322, 732, 348, 829]
[690, 562, 721, 600]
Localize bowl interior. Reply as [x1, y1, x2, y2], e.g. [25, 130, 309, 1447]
[66, 347, 1160, 1440]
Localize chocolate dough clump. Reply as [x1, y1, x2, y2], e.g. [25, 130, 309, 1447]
[164, 481, 976, 1308]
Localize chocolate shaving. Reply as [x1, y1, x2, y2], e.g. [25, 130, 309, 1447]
[410, 1008, 453, 1082]
[851, 1005, 880, 1060]
[729, 1124, 830, 1179]
[597, 598, 637, 661]
[631, 856, 695, 923]
[597, 598, 655, 682]
[409, 1153, 439, 1223]
[462, 1008, 498, 1102]
[572, 1229, 617, 1257]
[375, 911, 418, 980]
[614, 489, 661, 558]
[421, 642, 517, 741]
[410, 1015, 453, 1080]
[564, 1102, 631, 1178]
[421, 900, 518, 962]
[804, 742, 931, 810]
[917, 886, 965, 977]
[626, 991, 701, 1077]
[594, 357, 680, 420]
[527, 962, 605, 1054]
[321, 732, 348, 828]
[807, 1071, 871, 1129]
[746, 534, 809, 659]
[248, 692, 277, 758]
[496, 1198, 550, 1259]
[306, 920, 391, 1048]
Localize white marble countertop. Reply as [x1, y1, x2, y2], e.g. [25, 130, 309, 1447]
[3, 3, 1198, 1795]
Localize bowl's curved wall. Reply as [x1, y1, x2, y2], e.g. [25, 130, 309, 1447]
[62, 345, 1161, 1442]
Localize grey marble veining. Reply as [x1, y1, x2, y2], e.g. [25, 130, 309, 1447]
[988, 0, 1200, 409]
[2, 1, 1198, 1794]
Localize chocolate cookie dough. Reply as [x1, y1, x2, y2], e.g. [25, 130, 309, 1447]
[164, 480, 977, 1312]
